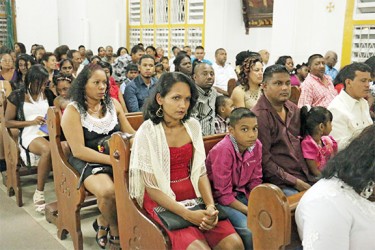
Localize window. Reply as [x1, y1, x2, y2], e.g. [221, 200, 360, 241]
[342, 0, 375, 64]
[0, 0, 16, 48]
[127, 0, 205, 57]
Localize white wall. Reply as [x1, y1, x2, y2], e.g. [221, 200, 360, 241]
[15, 0, 127, 53]
[205, 0, 273, 66]
[14, 0, 346, 68]
[15, 0, 59, 52]
[271, 0, 347, 68]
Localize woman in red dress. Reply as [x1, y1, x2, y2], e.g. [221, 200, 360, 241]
[130, 72, 244, 249]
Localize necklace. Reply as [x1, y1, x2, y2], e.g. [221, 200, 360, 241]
[88, 104, 101, 115]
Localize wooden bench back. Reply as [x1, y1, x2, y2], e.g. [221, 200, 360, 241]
[0, 90, 36, 206]
[110, 131, 226, 250]
[247, 183, 305, 250]
[227, 78, 237, 97]
[125, 112, 144, 131]
[289, 86, 301, 105]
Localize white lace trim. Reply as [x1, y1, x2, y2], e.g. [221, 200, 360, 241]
[69, 101, 118, 134]
[325, 178, 375, 217]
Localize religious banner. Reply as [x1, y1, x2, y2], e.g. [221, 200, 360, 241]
[242, 0, 274, 34]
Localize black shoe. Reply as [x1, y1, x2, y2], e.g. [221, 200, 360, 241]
[108, 234, 121, 250]
[93, 219, 109, 249]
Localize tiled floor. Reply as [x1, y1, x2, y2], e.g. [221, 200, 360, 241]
[0, 173, 100, 250]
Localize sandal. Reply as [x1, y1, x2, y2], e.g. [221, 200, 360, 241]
[93, 219, 110, 249]
[109, 234, 121, 250]
[33, 189, 45, 214]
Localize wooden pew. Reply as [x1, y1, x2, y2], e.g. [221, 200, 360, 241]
[289, 86, 301, 105]
[47, 107, 97, 250]
[110, 132, 226, 250]
[46, 108, 145, 249]
[125, 111, 144, 130]
[247, 183, 305, 250]
[227, 78, 237, 97]
[0, 91, 37, 206]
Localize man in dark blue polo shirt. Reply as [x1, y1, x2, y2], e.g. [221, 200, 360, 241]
[124, 54, 157, 112]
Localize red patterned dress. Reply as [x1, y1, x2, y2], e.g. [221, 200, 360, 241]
[143, 142, 235, 249]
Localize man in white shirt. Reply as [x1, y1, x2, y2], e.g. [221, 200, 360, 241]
[212, 48, 237, 95]
[168, 46, 180, 72]
[259, 49, 270, 67]
[328, 62, 373, 151]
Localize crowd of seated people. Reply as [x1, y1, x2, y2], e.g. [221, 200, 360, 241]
[0, 41, 374, 250]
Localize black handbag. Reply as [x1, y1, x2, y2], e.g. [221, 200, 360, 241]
[154, 199, 228, 231]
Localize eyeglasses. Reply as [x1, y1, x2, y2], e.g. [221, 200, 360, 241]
[1, 60, 12, 63]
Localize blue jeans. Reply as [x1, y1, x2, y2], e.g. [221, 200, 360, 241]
[282, 187, 299, 197]
[220, 193, 253, 250]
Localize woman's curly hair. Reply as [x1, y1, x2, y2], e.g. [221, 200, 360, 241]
[68, 63, 111, 117]
[238, 55, 262, 91]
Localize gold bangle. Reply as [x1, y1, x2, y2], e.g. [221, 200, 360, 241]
[205, 204, 217, 210]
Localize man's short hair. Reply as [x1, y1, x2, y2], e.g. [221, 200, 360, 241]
[229, 107, 257, 127]
[78, 45, 85, 49]
[338, 62, 372, 88]
[307, 54, 323, 67]
[215, 48, 225, 57]
[263, 64, 289, 83]
[126, 63, 138, 73]
[138, 54, 155, 65]
[195, 46, 204, 51]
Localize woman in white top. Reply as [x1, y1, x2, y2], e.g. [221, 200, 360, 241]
[231, 56, 263, 110]
[5, 65, 55, 213]
[295, 124, 375, 250]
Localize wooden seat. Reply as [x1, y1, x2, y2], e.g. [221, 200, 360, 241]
[125, 111, 144, 130]
[227, 78, 237, 97]
[110, 132, 226, 250]
[0, 91, 37, 207]
[247, 183, 305, 250]
[46, 108, 145, 249]
[47, 107, 96, 250]
[289, 86, 301, 105]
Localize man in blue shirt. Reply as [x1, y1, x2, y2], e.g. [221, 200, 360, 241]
[191, 46, 212, 66]
[324, 51, 338, 80]
[124, 55, 157, 112]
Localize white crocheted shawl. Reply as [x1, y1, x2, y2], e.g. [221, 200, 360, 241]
[129, 118, 206, 207]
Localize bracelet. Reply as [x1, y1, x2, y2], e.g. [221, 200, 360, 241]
[205, 204, 217, 210]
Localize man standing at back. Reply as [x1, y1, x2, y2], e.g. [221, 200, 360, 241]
[298, 54, 337, 108]
[191, 63, 218, 136]
[124, 54, 157, 112]
[212, 48, 237, 95]
[252, 65, 316, 196]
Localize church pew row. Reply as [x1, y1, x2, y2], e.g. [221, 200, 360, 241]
[0, 90, 37, 207]
[109, 132, 226, 250]
[45, 107, 144, 250]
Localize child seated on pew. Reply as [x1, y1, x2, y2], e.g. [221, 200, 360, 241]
[214, 95, 235, 134]
[206, 107, 263, 250]
[53, 73, 73, 114]
[300, 106, 337, 177]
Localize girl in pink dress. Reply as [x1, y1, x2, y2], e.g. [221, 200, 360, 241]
[130, 72, 244, 250]
[300, 106, 338, 177]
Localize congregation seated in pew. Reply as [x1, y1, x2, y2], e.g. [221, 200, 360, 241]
[129, 72, 244, 250]
[61, 63, 135, 249]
